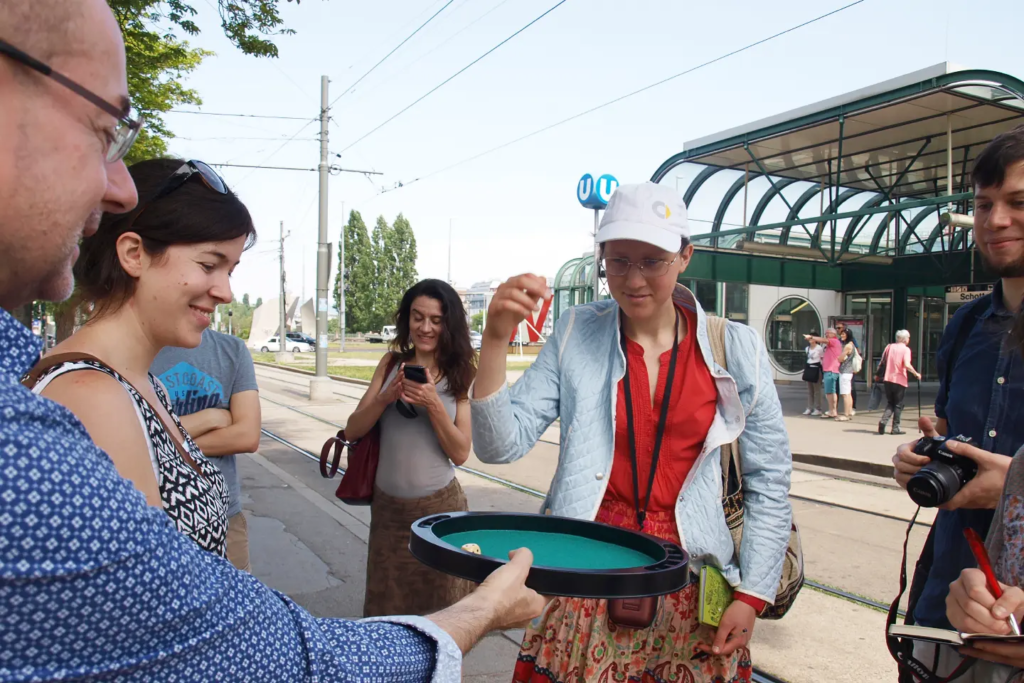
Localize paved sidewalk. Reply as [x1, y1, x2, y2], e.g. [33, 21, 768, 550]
[776, 381, 939, 476]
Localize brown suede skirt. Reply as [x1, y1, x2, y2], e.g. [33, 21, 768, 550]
[363, 477, 474, 618]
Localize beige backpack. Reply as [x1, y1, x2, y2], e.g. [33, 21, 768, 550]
[706, 315, 804, 619]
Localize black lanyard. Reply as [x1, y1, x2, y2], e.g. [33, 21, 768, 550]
[620, 308, 681, 531]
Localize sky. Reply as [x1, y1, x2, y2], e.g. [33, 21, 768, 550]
[160, 0, 1024, 306]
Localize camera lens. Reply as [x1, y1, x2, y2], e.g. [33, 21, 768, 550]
[907, 461, 964, 507]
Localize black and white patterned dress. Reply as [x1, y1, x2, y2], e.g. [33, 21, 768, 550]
[29, 359, 229, 556]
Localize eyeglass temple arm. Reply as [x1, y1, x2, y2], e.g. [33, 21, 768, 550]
[0, 39, 128, 121]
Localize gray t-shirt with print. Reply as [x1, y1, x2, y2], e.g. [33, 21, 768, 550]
[152, 329, 258, 517]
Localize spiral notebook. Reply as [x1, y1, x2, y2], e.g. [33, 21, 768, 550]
[888, 624, 1024, 645]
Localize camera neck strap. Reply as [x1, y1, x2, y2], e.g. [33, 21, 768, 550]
[886, 508, 975, 683]
[620, 307, 681, 532]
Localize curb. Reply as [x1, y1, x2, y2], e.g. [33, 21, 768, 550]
[253, 361, 372, 387]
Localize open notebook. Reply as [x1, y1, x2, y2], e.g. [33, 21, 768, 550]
[889, 624, 1024, 646]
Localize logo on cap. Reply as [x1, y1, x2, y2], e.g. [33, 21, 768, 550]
[653, 201, 671, 219]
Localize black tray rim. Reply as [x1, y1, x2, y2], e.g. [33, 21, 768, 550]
[409, 511, 690, 599]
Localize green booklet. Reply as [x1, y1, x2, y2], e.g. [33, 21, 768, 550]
[698, 565, 735, 628]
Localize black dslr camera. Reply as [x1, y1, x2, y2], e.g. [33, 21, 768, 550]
[906, 435, 977, 507]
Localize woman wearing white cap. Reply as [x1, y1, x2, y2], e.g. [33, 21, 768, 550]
[471, 182, 793, 682]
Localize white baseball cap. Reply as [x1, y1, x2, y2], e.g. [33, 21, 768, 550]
[595, 182, 690, 253]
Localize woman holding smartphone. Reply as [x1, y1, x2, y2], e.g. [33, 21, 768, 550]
[345, 278, 476, 617]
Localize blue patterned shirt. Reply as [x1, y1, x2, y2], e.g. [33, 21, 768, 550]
[0, 309, 461, 682]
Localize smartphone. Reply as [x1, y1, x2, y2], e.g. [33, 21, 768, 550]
[403, 365, 429, 384]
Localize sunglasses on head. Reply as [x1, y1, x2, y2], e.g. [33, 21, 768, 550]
[120, 160, 228, 232]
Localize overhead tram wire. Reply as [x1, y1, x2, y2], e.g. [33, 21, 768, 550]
[343, 0, 514, 108]
[328, 0, 457, 109]
[337, 0, 570, 155]
[168, 110, 315, 122]
[371, 0, 867, 195]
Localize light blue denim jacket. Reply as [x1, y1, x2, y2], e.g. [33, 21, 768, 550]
[471, 286, 793, 603]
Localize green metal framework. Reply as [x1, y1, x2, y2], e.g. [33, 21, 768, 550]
[651, 67, 1024, 265]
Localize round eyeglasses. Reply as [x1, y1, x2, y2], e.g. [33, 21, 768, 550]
[602, 255, 680, 279]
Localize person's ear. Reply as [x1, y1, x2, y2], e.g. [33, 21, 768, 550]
[115, 232, 146, 278]
[678, 243, 695, 273]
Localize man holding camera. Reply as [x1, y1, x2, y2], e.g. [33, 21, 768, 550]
[892, 124, 1024, 681]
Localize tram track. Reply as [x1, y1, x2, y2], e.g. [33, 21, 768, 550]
[258, 389, 929, 529]
[259, 424, 904, 621]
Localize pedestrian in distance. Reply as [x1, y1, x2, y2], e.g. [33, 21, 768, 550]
[835, 328, 858, 422]
[471, 182, 794, 683]
[0, 1, 544, 680]
[345, 279, 477, 618]
[802, 337, 825, 416]
[835, 321, 860, 410]
[804, 328, 842, 418]
[876, 330, 921, 436]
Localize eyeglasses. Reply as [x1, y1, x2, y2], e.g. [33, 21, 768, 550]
[0, 38, 143, 162]
[602, 255, 680, 279]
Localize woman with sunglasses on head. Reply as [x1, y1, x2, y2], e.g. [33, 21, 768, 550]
[344, 279, 476, 618]
[471, 183, 793, 683]
[23, 158, 254, 557]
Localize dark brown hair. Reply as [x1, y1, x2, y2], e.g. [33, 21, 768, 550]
[972, 124, 1024, 190]
[75, 158, 256, 317]
[389, 279, 476, 400]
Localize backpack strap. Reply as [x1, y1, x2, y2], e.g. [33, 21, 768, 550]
[705, 316, 742, 483]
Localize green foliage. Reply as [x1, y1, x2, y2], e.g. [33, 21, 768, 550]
[471, 312, 484, 332]
[242, 293, 250, 307]
[108, 0, 303, 162]
[255, 297, 263, 308]
[333, 210, 375, 333]
[333, 211, 418, 334]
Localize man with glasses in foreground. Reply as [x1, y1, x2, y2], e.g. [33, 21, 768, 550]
[0, 1, 544, 680]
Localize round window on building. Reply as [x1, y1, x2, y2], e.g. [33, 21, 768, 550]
[765, 297, 822, 374]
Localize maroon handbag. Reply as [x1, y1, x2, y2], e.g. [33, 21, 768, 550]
[319, 357, 397, 505]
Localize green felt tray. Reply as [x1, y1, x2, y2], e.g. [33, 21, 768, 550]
[409, 512, 689, 599]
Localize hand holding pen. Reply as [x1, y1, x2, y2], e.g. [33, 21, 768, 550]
[946, 529, 1024, 638]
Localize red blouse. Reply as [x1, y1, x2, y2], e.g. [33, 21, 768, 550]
[605, 305, 768, 614]
[606, 306, 718, 510]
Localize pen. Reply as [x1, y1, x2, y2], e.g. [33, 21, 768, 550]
[964, 528, 1021, 636]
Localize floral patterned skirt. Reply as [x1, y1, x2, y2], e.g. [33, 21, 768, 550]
[512, 498, 752, 683]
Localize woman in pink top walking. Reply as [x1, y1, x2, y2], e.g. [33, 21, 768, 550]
[877, 329, 921, 435]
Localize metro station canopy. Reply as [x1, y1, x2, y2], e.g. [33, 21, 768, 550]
[651, 64, 1024, 263]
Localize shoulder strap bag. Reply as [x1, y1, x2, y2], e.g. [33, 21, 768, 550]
[706, 316, 804, 620]
[320, 355, 399, 506]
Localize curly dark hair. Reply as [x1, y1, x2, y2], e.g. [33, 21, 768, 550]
[389, 279, 476, 400]
[74, 158, 256, 317]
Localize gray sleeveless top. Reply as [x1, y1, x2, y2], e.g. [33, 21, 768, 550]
[376, 366, 458, 499]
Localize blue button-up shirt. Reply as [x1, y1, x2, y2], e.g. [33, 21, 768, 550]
[0, 309, 461, 681]
[915, 281, 1024, 628]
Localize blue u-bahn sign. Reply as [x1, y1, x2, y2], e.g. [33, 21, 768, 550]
[577, 173, 619, 209]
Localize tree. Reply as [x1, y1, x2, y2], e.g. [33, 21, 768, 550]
[242, 293, 250, 307]
[51, 1, 306, 342]
[256, 297, 263, 308]
[369, 215, 392, 334]
[471, 312, 484, 333]
[110, 0, 302, 161]
[333, 210, 375, 333]
[391, 213, 419, 295]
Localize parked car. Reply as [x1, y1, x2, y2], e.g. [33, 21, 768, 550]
[287, 331, 315, 346]
[469, 331, 482, 350]
[252, 336, 313, 353]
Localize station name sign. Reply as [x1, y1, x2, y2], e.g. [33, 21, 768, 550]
[945, 283, 994, 304]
